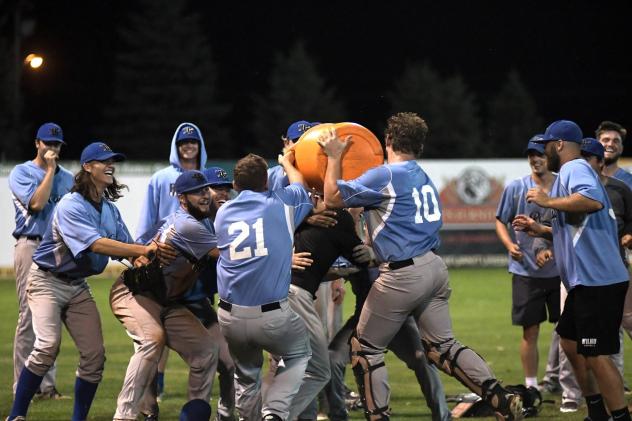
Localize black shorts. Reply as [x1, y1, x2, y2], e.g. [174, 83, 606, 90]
[556, 281, 628, 356]
[511, 274, 561, 327]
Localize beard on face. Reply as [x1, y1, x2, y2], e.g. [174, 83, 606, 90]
[185, 196, 212, 220]
[546, 147, 561, 172]
[604, 154, 620, 166]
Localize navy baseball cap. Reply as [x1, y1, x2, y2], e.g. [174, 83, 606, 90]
[534, 120, 583, 143]
[285, 120, 320, 141]
[179, 399, 211, 421]
[581, 137, 605, 159]
[524, 134, 546, 154]
[202, 166, 232, 187]
[175, 170, 212, 194]
[176, 123, 201, 143]
[80, 142, 126, 164]
[36, 122, 65, 144]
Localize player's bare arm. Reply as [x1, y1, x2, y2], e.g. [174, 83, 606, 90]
[512, 214, 553, 240]
[305, 210, 337, 228]
[90, 237, 157, 259]
[495, 219, 524, 261]
[278, 149, 307, 187]
[318, 127, 351, 208]
[29, 150, 59, 212]
[526, 187, 602, 213]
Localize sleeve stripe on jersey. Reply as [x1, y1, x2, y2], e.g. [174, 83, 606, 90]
[51, 212, 67, 265]
[571, 215, 590, 247]
[12, 193, 31, 224]
[371, 181, 396, 243]
[283, 204, 295, 246]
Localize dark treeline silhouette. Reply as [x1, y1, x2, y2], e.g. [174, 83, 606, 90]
[2, 0, 611, 161]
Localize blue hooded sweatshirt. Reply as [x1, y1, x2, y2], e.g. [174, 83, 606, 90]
[135, 122, 208, 244]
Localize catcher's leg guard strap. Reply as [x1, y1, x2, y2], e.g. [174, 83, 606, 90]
[422, 338, 484, 396]
[350, 335, 390, 421]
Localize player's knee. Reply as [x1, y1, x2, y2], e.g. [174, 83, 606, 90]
[28, 339, 62, 371]
[622, 312, 632, 334]
[189, 343, 219, 371]
[142, 331, 167, 357]
[422, 337, 462, 373]
[217, 352, 235, 375]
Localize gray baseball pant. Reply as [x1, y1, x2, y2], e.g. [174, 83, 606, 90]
[13, 237, 57, 394]
[218, 299, 311, 420]
[355, 252, 494, 414]
[286, 284, 331, 420]
[138, 299, 236, 418]
[110, 279, 218, 420]
[26, 265, 105, 383]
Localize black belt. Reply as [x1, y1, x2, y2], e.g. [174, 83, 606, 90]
[21, 235, 42, 241]
[387, 258, 415, 270]
[38, 266, 82, 283]
[218, 299, 281, 313]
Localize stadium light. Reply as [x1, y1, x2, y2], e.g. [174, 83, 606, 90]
[24, 53, 44, 69]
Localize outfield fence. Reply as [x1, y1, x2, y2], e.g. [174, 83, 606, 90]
[2, 159, 631, 272]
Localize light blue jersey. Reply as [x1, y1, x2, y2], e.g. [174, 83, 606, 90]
[156, 208, 217, 300]
[614, 167, 632, 190]
[9, 161, 73, 238]
[337, 160, 442, 263]
[216, 184, 313, 306]
[496, 175, 559, 278]
[267, 165, 289, 191]
[33, 192, 133, 279]
[550, 159, 628, 289]
[135, 123, 208, 243]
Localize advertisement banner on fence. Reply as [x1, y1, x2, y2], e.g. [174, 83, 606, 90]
[421, 159, 530, 266]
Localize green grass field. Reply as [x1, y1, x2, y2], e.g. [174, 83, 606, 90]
[1, 268, 630, 420]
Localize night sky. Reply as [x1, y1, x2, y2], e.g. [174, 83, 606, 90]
[14, 1, 632, 160]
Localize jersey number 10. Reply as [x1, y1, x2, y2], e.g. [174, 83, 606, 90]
[412, 186, 441, 224]
[228, 218, 269, 260]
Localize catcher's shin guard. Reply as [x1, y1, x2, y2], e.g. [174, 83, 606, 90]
[422, 338, 484, 395]
[482, 379, 524, 421]
[349, 334, 390, 421]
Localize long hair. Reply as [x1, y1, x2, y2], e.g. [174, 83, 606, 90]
[71, 169, 128, 202]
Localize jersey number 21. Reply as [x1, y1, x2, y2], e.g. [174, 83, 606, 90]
[228, 218, 268, 260]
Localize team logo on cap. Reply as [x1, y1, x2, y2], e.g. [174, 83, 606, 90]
[192, 172, 205, 182]
[50, 127, 61, 136]
[215, 168, 227, 179]
[182, 126, 195, 136]
[100, 143, 112, 152]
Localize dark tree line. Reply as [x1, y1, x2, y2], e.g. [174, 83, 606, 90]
[0, 0, 543, 161]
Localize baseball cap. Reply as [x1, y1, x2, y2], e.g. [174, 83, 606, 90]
[175, 170, 212, 194]
[202, 166, 232, 187]
[179, 399, 211, 421]
[176, 123, 201, 143]
[36, 122, 65, 144]
[581, 137, 605, 159]
[534, 120, 583, 143]
[80, 142, 126, 164]
[285, 120, 321, 141]
[524, 134, 546, 154]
